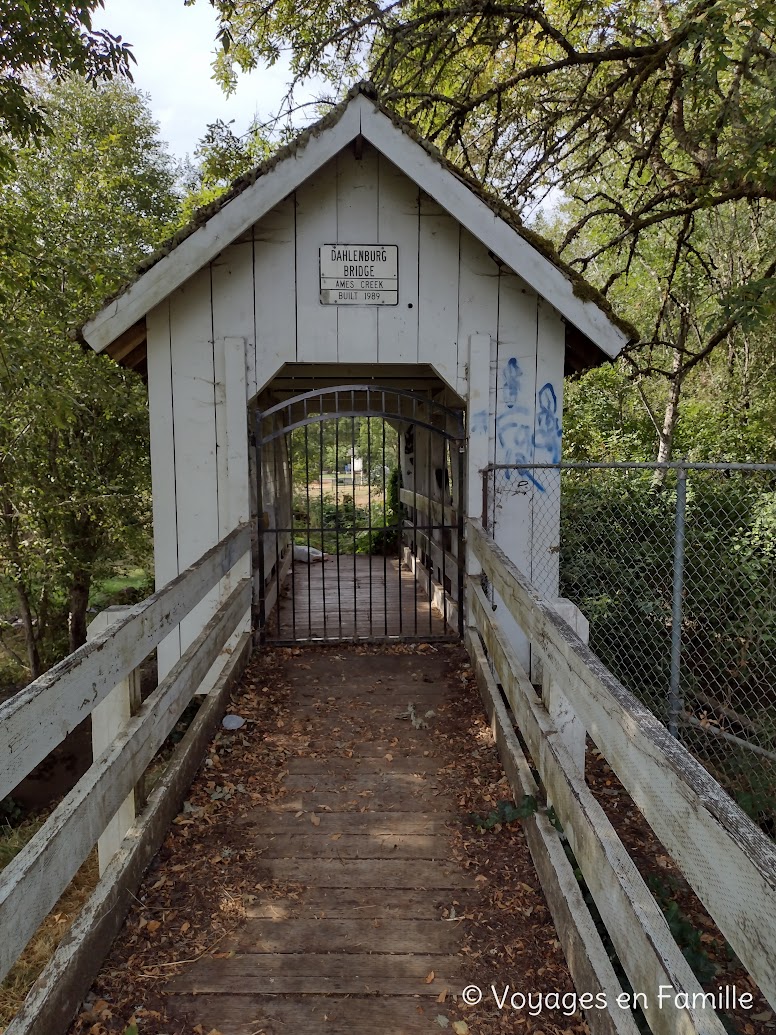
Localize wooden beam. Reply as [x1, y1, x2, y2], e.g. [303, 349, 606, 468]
[0, 580, 251, 987]
[399, 488, 457, 526]
[105, 319, 147, 363]
[0, 524, 251, 800]
[470, 585, 724, 1035]
[469, 518, 776, 1011]
[464, 622, 639, 1035]
[4, 631, 251, 1035]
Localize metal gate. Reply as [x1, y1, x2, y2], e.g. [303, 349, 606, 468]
[254, 385, 465, 644]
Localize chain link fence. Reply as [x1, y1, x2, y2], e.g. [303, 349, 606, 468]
[484, 462, 776, 835]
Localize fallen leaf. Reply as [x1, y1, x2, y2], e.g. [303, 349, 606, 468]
[385, 752, 393, 761]
[425, 970, 435, 984]
[146, 920, 161, 934]
[435, 1016, 450, 1029]
[452, 1022, 469, 1034]
[437, 987, 449, 1003]
[330, 833, 342, 841]
[310, 813, 321, 826]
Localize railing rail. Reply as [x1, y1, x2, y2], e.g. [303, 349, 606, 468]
[468, 517, 776, 1030]
[0, 524, 252, 1032]
[0, 523, 251, 801]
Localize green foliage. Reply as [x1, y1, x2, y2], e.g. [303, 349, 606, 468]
[468, 796, 538, 831]
[647, 875, 719, 985]
[0, 77, 177, 675]
[0, 1, 134, 172]
[175, 116, 272, 228]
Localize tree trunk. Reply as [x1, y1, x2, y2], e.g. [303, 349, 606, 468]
[652, 343, 686, 490]
[68, 573, 91, 653]
[14, 581, 41, 679]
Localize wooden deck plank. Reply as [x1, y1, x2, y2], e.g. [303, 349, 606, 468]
[269, 789, 446, 812]
[225, 918, 460, 953]
[254, 832, 451, 858]
[241, 886, 465, 920]
[254, 858, 474, 888]
[245, 811, 455, 835]
[167, 952, 463, 994]
[166, 995, 450, 1035]
[286, 755, 445, 774]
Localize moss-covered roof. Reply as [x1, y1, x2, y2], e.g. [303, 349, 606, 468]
[87, 81, 639, 364]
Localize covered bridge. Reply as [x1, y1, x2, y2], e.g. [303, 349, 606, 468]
[2, 84, 772, 1035]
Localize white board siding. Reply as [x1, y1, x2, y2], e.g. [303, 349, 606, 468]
[491, 272, 539, 668]
[146, 300, 181, 678]
[211, 246, 254, 655]
[336, 146, 379, 363]
[418, 195, 460, 392]
[377, 154, 420, 362]
[457, 230, 499, 399]
[253, 197, 296, 395]
[168, 269, 220, 657]
[295, 159, 339, 362]
[531, 299, 565, 600]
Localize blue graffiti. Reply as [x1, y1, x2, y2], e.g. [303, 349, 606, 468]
[503, 357, 522, 407]
[470, 409, 489, 435]
[534, 382, 562, 463]
[495, 380, 562, 491]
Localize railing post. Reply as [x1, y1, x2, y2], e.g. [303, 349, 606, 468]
[669, 463, 687, 737]
[87, 606, 142, 875]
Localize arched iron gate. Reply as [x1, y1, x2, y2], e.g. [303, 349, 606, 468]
[253, 386, 465, 643]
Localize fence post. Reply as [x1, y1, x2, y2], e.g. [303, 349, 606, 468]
[669, 463, 687, 737]
[87, 606, 142, 875]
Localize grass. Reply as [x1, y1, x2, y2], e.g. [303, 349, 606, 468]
[0, 816, 99, 1030]
[89, 568, 152, 612]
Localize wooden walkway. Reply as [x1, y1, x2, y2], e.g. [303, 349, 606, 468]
[163, 647, 470, 1033]
[268, 554, 450, 640]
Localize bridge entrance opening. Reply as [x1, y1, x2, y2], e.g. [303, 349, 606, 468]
[254, 383, 465, 644]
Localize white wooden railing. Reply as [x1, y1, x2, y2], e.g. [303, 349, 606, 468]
[467, 518, 776, 1035]
[0, 524, 252, 1035]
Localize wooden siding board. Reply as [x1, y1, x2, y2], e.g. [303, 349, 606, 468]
[418, 195, 460, 392]
[457, 229, 499, 399]
[377, 154, 420, 363]
[253, 196, 296, 394]
[146, 300, 181, 678]
[295, 159, 339, 362]
[169, 269, 220, 655]
[335, 146, 379, 363]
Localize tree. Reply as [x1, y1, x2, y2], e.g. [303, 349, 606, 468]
[0, 76, 177, 675]
[205, 0, 776, 329]
[0, 0, 134, 171]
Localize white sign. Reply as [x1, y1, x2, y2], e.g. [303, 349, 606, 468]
[320, 244, 398, 305]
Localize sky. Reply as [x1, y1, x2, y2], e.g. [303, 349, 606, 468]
[100, 0, 315, 162]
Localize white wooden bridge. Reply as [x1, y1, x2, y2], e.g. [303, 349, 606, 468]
[2, 84, 774, 1035]
[1, 514, 774, 1035]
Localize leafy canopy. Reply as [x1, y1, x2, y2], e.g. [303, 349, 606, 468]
[0, 1, 134, 170]
[205, 0, 776, 326]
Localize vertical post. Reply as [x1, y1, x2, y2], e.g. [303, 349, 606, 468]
[457, 440, 466, 638]
[254, 412, 266, 644]
[87, 606, 142, 876]
[669, 463, 687, 737]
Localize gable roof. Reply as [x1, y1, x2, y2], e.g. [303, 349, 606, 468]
[81, 83, 638, 370]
